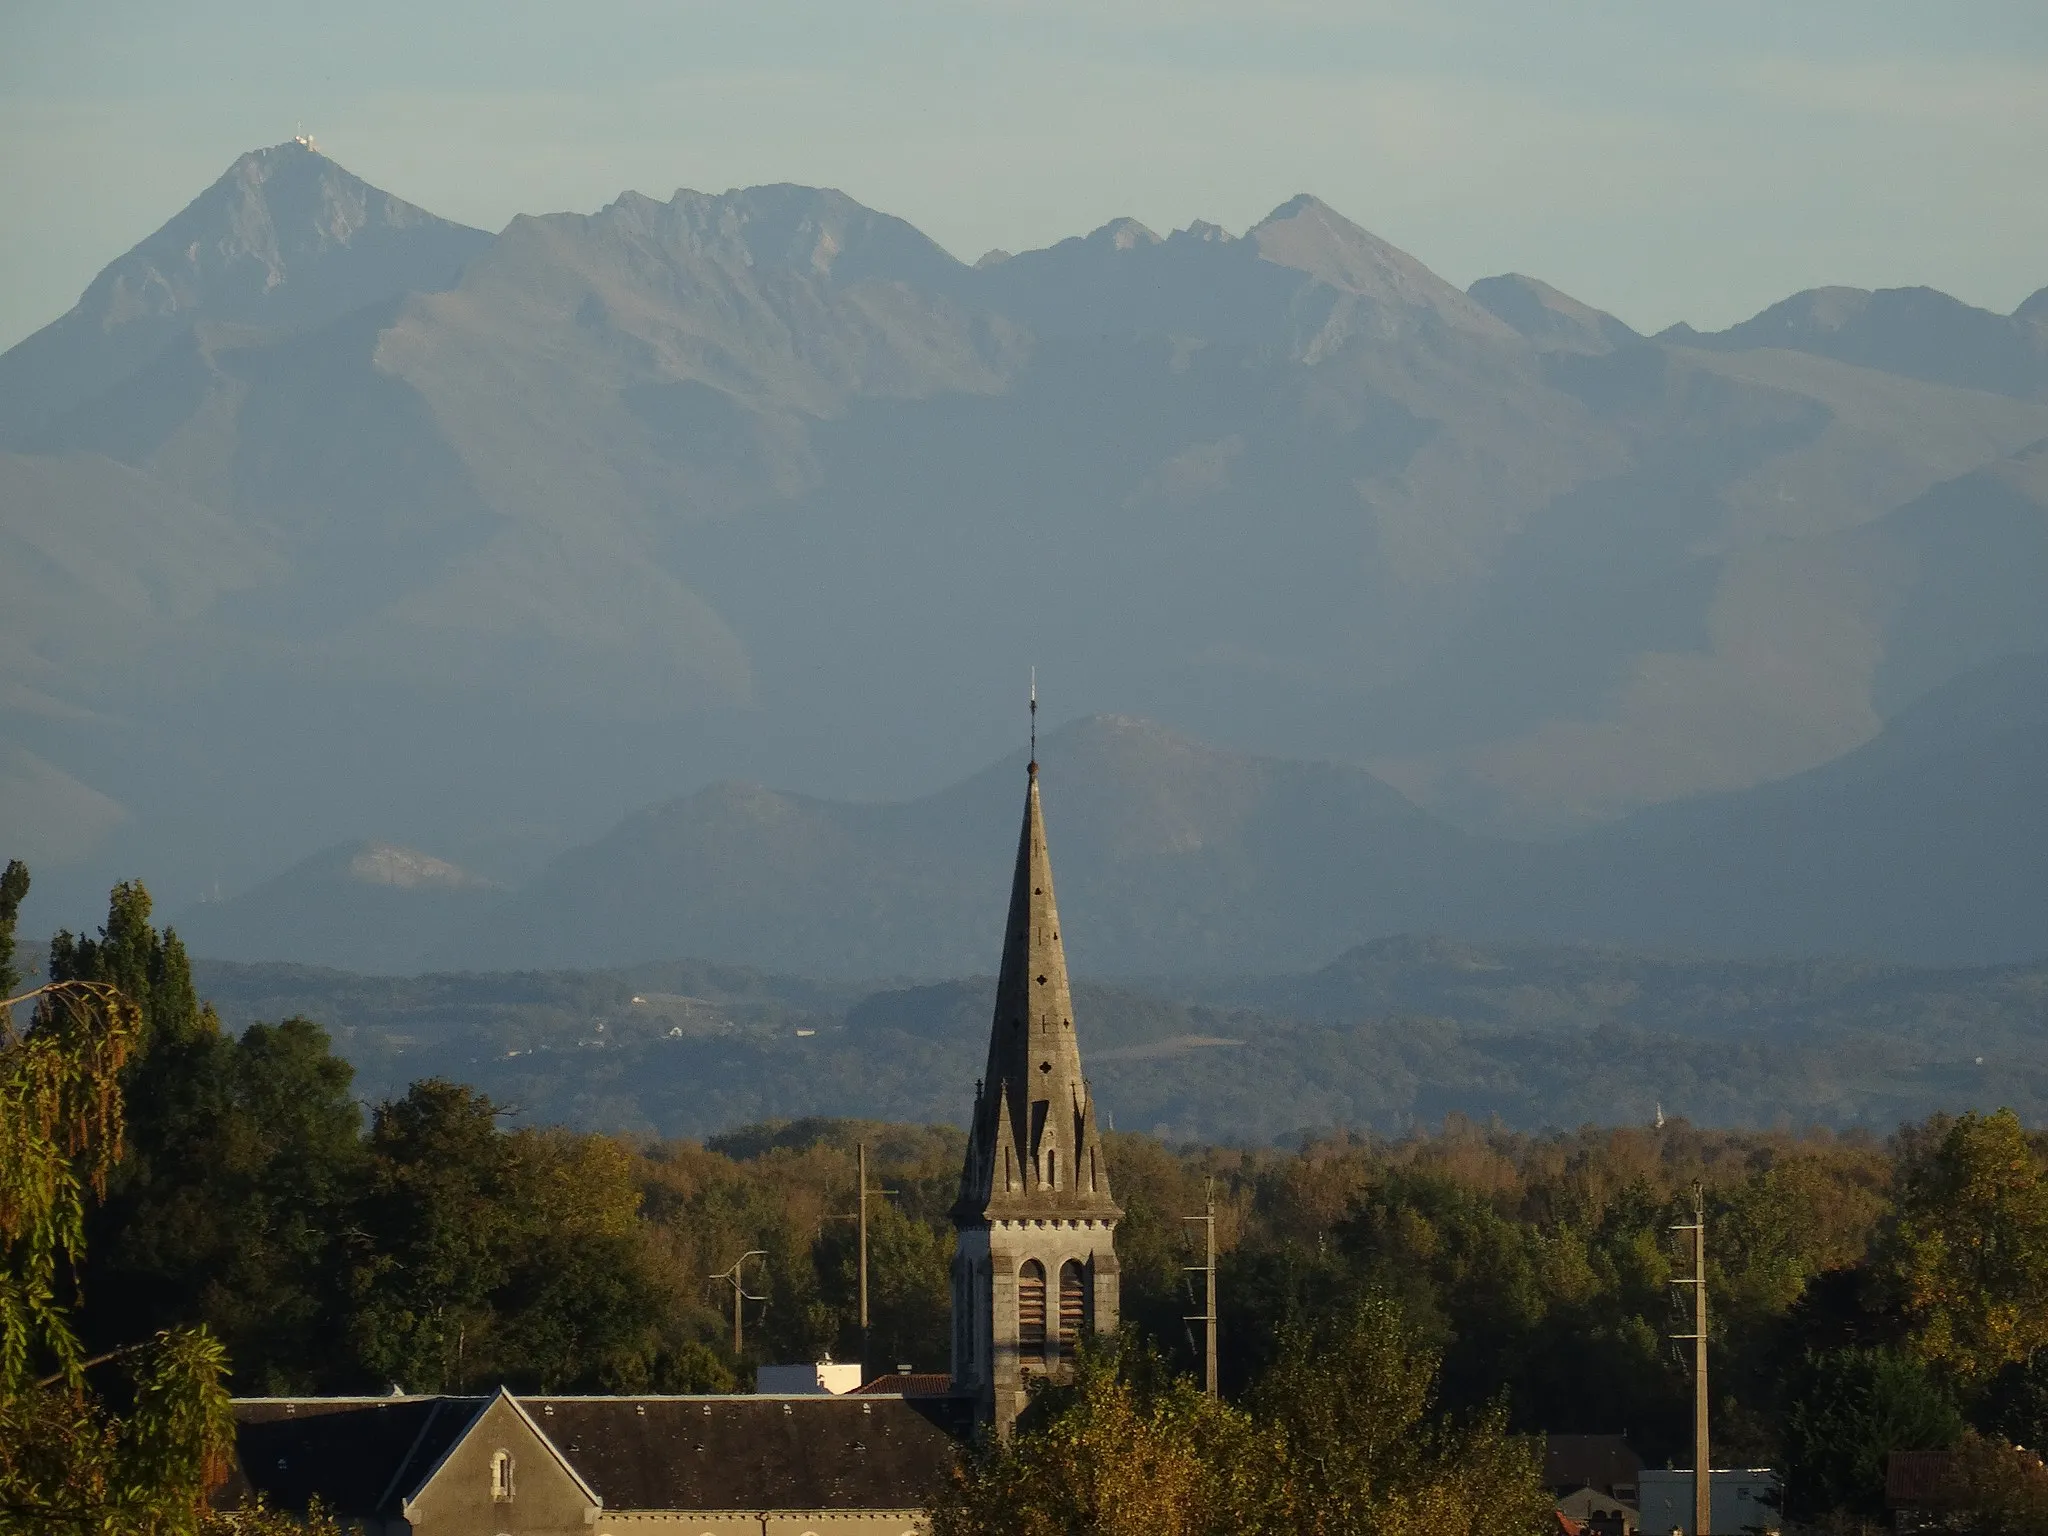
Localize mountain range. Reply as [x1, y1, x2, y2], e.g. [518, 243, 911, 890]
[5, 140, 2047, 965]
[176, 660, 2048, 976]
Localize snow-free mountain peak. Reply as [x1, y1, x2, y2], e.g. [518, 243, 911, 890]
[0, 140, 492, 439]
[1246, 193, 1513, 339]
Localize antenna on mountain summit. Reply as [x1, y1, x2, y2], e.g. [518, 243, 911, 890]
[1029, 668, 1038, 774]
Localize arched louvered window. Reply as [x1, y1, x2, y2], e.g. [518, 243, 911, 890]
[1059, 1260, 1089, 1359]
[1018, 1260, 1047, 1358]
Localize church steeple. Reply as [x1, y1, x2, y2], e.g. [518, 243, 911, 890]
[950, 751, 1121, 1433]
[954, 762, 1118, 1223]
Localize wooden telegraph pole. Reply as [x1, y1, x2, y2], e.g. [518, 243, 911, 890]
[1671, 1185, 1710, 1536]
[711, 1250, 767, 1358]
[1183, 1180, 1218, 1397]
[827, 1143, 898, 1378]
[857, 1142, 869, 1365]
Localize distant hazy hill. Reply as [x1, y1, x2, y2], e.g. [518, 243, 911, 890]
[173, 840, 502, 973]
[192, 939, 2048, 1141]
[1529, 648, 2048, 964]
[1663, 283, 2048, 397]
[6, 144, 2048, 931]
[441, 713, 1495, 977]
[395, 665, 2047, 978]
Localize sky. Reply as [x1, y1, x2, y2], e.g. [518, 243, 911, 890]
[3, 0, 2046, 351]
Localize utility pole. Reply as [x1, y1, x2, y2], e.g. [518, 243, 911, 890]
[710, 1251, 767, 1359]
[826, 1143, 898, 1378]
[1671, 1184, 1709, 1536]
[857, 1141, 869, 1364]
[1183, 1179, 1218, 1397]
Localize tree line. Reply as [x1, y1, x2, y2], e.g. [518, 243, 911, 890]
[11, 867, 2048, 1530]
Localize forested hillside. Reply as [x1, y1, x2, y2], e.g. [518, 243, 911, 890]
[174, 935, 2048, 1143]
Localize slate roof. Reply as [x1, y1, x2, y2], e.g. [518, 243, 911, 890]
[852, 1372, 955, 1397]
[226, 1392, 971, 1517]
[526, 1394, 973, 1510]
[224, 1396, 483, 1517]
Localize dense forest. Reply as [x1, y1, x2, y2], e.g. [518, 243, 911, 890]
[12, 869, 2048, 1531]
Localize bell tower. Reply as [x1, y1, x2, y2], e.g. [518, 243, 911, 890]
[949, 752, 1120, 1435]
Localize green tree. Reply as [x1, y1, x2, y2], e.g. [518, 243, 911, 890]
[47, 882, 211, 1051]
[344, 1082, 672, 1393]
[1882, 1111, 2048, 1387]
[0, 859, 29, 999]
[1249, 1295, 1551, 1536]
[1, 868, 236, 1533]
[344, 1079, 515, 1392]
[816, 1199, 952, 1372]
[1781, 1346, 1964, 1519]
[83, 1019, 364, 1393]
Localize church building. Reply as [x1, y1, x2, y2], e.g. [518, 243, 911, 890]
[219, 754, 1119, 1529]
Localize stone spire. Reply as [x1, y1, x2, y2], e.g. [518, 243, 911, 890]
[949, 755, 1122, 1433]
[954, 761, 1119, 1223]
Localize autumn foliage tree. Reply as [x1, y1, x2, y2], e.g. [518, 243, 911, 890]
[932, 1302, 1548, 1536]
[0, 859, 237, 1535]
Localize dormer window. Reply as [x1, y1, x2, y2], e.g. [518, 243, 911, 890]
[491, 1449, 515, 1500]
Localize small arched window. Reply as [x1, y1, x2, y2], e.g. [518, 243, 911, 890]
[1046, 1148, 1058, 1189]
[490, 1448, 515, 1500]
[1018, 1260, 1047, 1358]
[1059, 1260, 1090, 1359]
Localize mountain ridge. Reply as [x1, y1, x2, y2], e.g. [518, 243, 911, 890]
[6, 145, 2048, 932]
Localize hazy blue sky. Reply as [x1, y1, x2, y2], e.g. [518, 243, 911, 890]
[4, 0, 2045, 350]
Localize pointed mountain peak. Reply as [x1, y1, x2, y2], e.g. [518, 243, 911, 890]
[1254, 191, 1337, 226]
[1468, 272, 1639, 354]
[1084, 216, 1162, 252]
[0, 142, 490, 437]
[1245, 194, 1514, 340]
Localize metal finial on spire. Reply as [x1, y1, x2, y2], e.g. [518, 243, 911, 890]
[1029, 668, 1037, 774]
